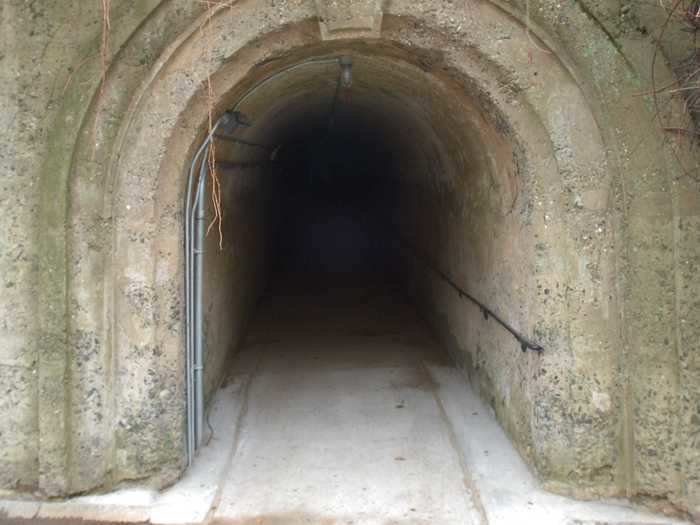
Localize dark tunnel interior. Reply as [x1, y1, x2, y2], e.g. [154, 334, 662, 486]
[271, 123, 398, 277]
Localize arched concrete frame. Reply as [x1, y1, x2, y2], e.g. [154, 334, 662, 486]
[34, 0, 698, 515]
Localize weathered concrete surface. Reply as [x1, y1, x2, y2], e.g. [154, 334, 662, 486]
[0, 351, 254, 525]
[315, 0, 384, 39]
[1, 278, 691, 525]
[0, 0, 698, 520]
[427, 363, 690, 525]
[201, 141, 274, 405]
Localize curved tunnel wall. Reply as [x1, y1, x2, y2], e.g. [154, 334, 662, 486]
[199, 41, 522, 418]
[201, 34, 613, 495]
[3, 0, 696, 518]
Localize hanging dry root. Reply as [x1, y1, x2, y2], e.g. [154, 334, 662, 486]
[100, 0, 111, 96]
[90, 0, 112, 159]
[200, 0, 226, 250]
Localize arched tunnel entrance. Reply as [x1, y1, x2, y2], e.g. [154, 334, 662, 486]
[13, 0, 697, 520]
[185, 45, 540, 521]
[62, 5, 648, 512]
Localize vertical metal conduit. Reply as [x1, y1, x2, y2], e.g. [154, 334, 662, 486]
[193, 157, 207, 449]
[185, 123, 220, 465]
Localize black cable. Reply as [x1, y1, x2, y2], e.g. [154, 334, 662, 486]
[215, 160, 268, 170]
[326, 66, 344, 133]
[214, 134, 272, 151]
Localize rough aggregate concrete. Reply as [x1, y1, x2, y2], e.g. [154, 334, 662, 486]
[0, 0, 698, 520]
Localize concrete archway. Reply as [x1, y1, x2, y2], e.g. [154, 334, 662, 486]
[26, 0, 698, 519]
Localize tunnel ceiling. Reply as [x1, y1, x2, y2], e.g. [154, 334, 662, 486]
[215, 42, 518, 217]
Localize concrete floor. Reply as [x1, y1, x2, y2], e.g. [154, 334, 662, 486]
[210, 276, 482, 525]
[0, 275, 691, 525]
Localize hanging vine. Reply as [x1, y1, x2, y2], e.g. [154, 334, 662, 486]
[201, 0, 239, 250]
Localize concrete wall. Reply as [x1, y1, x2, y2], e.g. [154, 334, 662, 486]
[0, 0, 698, 519]
[201, 146, 274, 405]
[382, 4, 620, 496]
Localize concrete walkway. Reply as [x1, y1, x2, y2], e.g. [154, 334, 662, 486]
[0, 277, 691, 525]
[211, 278, 481, 525]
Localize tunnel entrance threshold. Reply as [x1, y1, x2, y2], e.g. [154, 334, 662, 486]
[210, 273, 481, 524]
[4, 272, 682, 523]
[180, 273, 684, 525]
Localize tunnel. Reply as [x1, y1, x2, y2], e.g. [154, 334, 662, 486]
[183, 43, 537, 519]
[195, 43, 525, 424]
[21, 1, 696, 520]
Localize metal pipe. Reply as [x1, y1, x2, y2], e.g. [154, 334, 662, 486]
[233, 57, 344, 111]
[193, 154, 207, 448]
[184, 121, 221, 464]
[184, 136, 212, 465]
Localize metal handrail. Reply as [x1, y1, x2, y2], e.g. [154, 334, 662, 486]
[395, 235, 544, 354]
